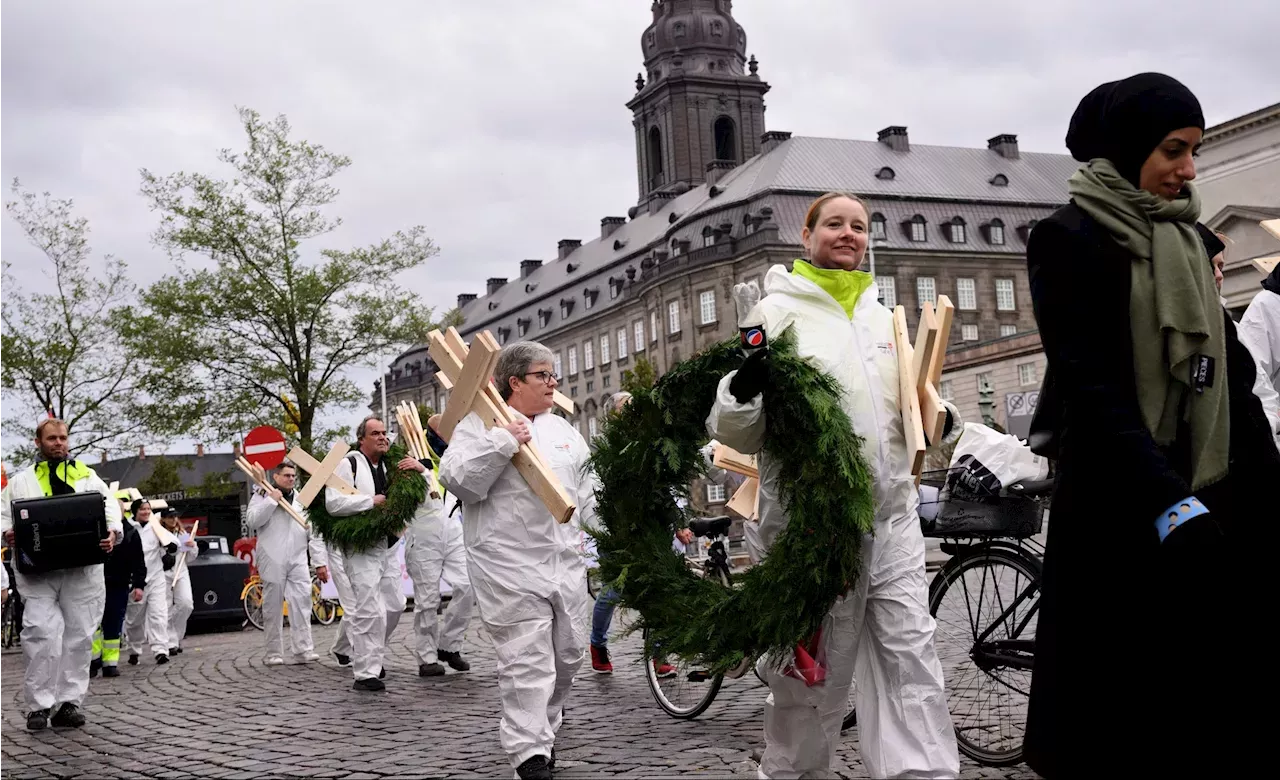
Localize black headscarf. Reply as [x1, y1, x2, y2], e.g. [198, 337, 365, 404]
[1066, 72, 1205, 186]
[1196, 223, 1225, 261]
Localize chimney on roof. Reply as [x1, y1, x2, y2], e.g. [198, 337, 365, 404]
[520, 259, 542, 278]
[988, 133, 1020, 160]
[486, 277, 508, 296]
[877, 125, 910, 152]
[557, 239, 582, 259]
[101, 450, 108, 464]
[600, 217, 626, 239]
[457, 292, 477, 309]
[196, 443, 205, 458]
[138, 445, 146, 460]
[705, 159, 736, 186]
[761, 130, 792, 154]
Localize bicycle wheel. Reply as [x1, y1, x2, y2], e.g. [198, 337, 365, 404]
[929, 544, 1041, 767]
[311, 578, 337, 625]
[643, 626, 725, 719]
[242, 581, 265, 631]
[1, 595, 16, 648]
[842, 677, 857, 731]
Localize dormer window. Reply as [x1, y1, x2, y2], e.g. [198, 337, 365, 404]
[871, 213, 887, 240]
[907, 215, 927, 243]
[583, 287, 599, 311]
[538, 308, 553, 329]
[1017, 220, 1038, 243]
[702, 226, 715, 248]
[948, 217, 967, 244]
[497, 327, 511, 345]
[986, 218, 1006, 246]
[560, 298, 574, 319]
[989, 173, 1009, 187]
[488, 301, 499, 311]
[516, 318, 530, 337]
[876, 167, 896, 181]
[613, 238, 626, 251]
[671, 238, 683, 257]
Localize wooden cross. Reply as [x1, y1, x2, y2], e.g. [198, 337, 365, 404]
[233, 456, 309, 529]
[713, 444, 760, 521]
[434, 335, 576, 416]
[427, 326, 576, 524]
[893, 296, 955, 483]
[393, 400, 443, 499]
[285, 443, 361, 508]
[172, 519, 200, 579]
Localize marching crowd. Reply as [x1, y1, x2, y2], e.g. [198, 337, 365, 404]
[3, 71, 1280, 780]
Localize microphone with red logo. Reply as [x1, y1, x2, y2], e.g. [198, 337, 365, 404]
[733, 281, 766, 357]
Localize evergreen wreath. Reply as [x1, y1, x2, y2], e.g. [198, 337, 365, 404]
[590, 332, 876, 672]
[306, 443, 426, 553]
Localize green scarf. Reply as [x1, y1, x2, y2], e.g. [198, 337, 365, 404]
[791, 259, 874, 319]
[1067, 159, 1228, 490]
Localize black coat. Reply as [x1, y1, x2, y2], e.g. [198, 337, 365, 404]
[104, 520, 146, 592]
[1024, 203, 1278, 777]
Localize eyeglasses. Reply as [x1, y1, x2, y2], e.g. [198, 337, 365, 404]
[523, 371, 561, 384]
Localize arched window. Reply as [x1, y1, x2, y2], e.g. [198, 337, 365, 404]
[713, 116, 737, 161]
[647, 127, 664, 187]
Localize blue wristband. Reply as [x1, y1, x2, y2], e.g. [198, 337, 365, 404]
[1155, 496, 1209, 542]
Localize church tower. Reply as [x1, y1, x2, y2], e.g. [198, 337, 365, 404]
[628, 0, 769, 209]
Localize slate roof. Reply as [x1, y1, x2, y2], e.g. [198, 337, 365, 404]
[391, 134, 1079, 376]
[95, 453, 247, 492]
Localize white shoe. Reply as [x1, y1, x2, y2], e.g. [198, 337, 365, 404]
[291, 652, 321, 664]
[264, 656, 286, 666]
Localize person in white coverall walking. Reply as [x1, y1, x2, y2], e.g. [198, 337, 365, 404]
[707, 193, 961, 779]
[0, 419, 122, 731]
[246, 461, 320, 665]
[439, 340, 596, 780]
[124, 499, 174, 665]
[158, 509, 198, 654]
[404, 416, 475, 678]
[324, 415, 419, 691]
[318, 530, 405, 669]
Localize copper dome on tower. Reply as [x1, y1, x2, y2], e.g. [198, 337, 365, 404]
[641, 0, 749, 79]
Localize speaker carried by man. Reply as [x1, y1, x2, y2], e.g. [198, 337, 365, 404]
[10, 492, 109, 574]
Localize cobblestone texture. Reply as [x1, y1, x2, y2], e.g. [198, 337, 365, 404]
[3, 607, 1040, 779]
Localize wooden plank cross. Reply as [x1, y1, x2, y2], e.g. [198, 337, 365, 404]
[427, 326, 576, 524]
[893, 296, 955, 484]
[234, 456, 309, 529]
[713, 443, 761, 521]
[286, 443, 360, 508]
[172, 519, 200, 579]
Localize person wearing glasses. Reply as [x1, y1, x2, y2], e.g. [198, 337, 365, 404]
[247, 462, 320, 666]
[440, 341, 597, 780]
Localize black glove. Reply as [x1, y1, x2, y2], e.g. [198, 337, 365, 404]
[426, 426, 449, 458]
[729, 350, 770, 405]
[161, 553, 176, 571]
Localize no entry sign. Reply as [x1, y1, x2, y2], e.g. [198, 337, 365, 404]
[243, 426, 287, 469]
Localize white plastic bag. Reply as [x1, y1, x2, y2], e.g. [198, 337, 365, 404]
[948, 422, 1049, 496]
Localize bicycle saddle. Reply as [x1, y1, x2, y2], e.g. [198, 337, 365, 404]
[688, 516, 732, 539]
[1006, 477, 1055, 498]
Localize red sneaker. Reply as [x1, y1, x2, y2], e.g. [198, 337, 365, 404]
[590, 644, 613, 674]
[653, 659, 677, 679]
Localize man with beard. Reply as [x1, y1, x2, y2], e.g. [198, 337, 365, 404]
[1, 419, 121, 730]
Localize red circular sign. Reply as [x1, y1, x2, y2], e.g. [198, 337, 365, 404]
[243, 426, 287, 469]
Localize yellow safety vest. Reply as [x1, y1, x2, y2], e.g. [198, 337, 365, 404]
[33, 460, 92, 497]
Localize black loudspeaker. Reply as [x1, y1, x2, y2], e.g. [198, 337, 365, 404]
[11, 493, 109, 574]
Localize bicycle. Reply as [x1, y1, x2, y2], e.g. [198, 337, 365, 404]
[921, 469, 1052, 767]
[241, 572, 338, 630]
[642, 515, 857, 731]
[1, 551, 22, 649]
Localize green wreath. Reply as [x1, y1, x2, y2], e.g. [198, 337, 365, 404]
[590, 333, 876, 672]
[306, 443, 426, 554]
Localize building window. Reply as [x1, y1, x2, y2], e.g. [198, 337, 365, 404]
[909, 216, 927, 242]
[586, 380, 594, 392]
[1019, 362, 1038, 386]
[871, 213, 887, 240]
[603, 374, 611, 388]
[956, 278, 976, 311]
[588, 417, 598, 439]
[560, 301, 572, 320]
[647, 127, 664, 188]
[989, 219, 1006, 246]
[584, 290, 595, 311]
[703, 232, 715, 248]
[651, 311, 659, 342]
[962, 324, 979, 341]
[584, 341, 594, 370]
[568, 346, 578, 375]
[600, 335, 610, 364]
[699, 290, 717, 324]
[570, 386, 579, 398]
[553, 353, 563, 379]
[706, 483, 727, 503]
[949, 219, 966, 244]
[578, 419, 586, 438]
[996, 279, 1016, 311]
[671, 240, 682, 257]
[939, 379, 954, 402]
[634, 320, 645, 351]
[668, 300, 681, 334]
[1000, 324, 1017, 338]
[609, 281, 620, 300]
[877, 276, 897, 308]
[539, 310, 552, 329]
[917, 277, 936, 308]
[617, 328, 628, 359]
[713, 116, 737, 161]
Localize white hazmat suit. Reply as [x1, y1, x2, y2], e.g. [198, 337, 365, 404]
[707, 266, 960, 779]
[323, 537, 406, 663]
[1238, 283, 1280, 449]
[439, 409, 594, 771]
[0, 462, 122, 715]
[323, 453, 408, 682]
[165, 526, 198, 651]
[125, 520, 173, 659]
[404, 495, 475, 668]
[246, 488, 316, 660]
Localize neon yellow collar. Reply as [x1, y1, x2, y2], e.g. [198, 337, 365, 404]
[791, 259, 874, 318]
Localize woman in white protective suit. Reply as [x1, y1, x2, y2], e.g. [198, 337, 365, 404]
[127, 500, 175, 665]
[707, 192, 961, 779]
[159, 510, 198, 655]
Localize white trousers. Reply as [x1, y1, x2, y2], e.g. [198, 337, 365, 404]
[166, 567, 193, 650]
[334, 539, 405, 680]
[471, 562, 589, 769]
[405, 517, 474, 664]
[123, 567, 172, 657]
[758, 513, 959, 779]
[260, 553, 314, 658]
[15, 564, 105, 712]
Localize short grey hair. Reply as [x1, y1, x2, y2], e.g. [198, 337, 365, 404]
[356, 415, 384, 440]
[604, 391, 632, 414]
[495, 341, 555, 401]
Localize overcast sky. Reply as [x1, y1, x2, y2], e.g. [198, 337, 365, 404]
[3, 0, 1275, 457]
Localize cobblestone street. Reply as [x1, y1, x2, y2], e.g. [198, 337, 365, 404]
[3, 609, 1039, 779]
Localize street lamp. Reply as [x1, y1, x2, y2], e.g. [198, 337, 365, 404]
[866, 236, 886, 285]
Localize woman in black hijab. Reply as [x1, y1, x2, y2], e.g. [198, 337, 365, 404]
[1024, 73, 1279, 777]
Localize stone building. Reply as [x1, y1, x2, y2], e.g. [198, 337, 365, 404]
[375, 0, 1083, 516]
